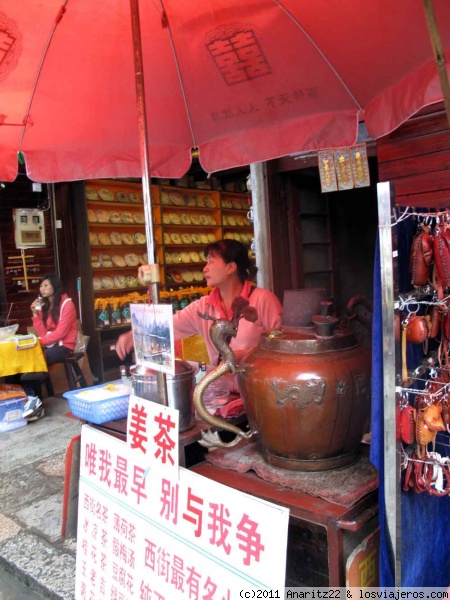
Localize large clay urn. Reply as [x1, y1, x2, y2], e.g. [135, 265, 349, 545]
[237, 322, 371, 471]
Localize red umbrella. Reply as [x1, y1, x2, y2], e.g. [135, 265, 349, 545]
[1, 0, 450, 184]
[2, 1, 447, 574]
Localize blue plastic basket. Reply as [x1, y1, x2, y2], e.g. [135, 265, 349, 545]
[63, 380, 130, 424]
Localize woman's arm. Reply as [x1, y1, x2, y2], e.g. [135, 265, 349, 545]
[252, 288, 283, 331]
[31, 313, 47, 337]
[116, 330, 134, 360]
[31, 298, 47, 337]
[115, 297, 211, 361]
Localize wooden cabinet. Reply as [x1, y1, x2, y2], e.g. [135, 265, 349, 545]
[73, 178, 254, 382]
[73, 179, 150, 382]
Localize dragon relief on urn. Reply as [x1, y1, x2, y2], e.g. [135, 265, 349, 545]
[271, 378, 326, 409]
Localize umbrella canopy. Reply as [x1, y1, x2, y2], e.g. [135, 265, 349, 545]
[1, 0, 450, 183]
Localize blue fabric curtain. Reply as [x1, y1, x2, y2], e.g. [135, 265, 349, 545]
[371, 217, 450, 586]
[370, 232, 394, 585]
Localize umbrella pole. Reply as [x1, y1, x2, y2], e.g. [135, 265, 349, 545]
[422, 0, 450, 128]
[129, 0, 168, 406]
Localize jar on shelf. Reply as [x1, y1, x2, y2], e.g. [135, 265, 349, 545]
[110, 299, 122, 326]
[95, 298, 111, 328]
[121, 300, 131, 324]
[168, 289, 179, 313]
[179, 294, 190, 310]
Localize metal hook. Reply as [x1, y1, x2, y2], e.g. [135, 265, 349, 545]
[405, 301, 420, 315]
[399, 391, 410, 408]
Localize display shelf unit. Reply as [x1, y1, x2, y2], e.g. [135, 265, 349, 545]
[73, 179, 151, 382]
[221, 191, 254, 255]
[160, 185, 220, 288]
[73, 178, 254, 382]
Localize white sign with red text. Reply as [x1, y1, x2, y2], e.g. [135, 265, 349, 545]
[76, 425, 289, 600]
[127, 394, 179, 479]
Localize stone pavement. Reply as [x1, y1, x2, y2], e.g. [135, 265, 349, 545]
[0, 395, 82, 600]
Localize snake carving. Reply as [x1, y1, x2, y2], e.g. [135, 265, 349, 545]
[193, 298, 258, 449]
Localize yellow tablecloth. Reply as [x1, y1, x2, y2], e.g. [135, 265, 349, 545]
[0, 338, 48, 378]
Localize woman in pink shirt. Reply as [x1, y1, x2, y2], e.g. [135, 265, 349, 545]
[31, 273, 78, 366]
[116, 239, 282, 365]
[22, 273, 78, 419]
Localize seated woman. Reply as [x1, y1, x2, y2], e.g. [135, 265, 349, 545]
[23, 273, 78, 420]
[116, 239, 282, 367]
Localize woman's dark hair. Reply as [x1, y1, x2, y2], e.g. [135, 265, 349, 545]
[204, 239, 257, 283]
[39, 273, 63, 326]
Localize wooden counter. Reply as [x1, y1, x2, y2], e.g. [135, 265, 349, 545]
[191, 460, 379, 586]
[68, 413, 379, 587]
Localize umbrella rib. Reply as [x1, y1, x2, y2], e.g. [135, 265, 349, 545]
[18, 2, 69, 151]
[159, 0, 197, 148]
[273, 0, 363, 111]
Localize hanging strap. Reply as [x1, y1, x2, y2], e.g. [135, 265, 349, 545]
[60, 297, 71, 317]
[46, 297, 72, 347]
[402, 322, 408, 383]
[432, 263, 444, 301]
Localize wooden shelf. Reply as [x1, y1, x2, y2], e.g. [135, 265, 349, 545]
[304, 268, 333, 275]
[302, 241, 331, 246]
[88, 222, 145, 229]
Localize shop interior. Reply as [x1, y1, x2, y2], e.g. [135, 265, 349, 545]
[0, 156, 379, 382]
[5, 142, 448, 586]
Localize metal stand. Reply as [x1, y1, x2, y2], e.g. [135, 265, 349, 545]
[377, 181, 401, 585]
[129, 0, 168, 406]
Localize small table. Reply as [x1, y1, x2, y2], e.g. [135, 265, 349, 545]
[0, 337, 47, 378]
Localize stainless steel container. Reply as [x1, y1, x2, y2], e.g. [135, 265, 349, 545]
[130, 359, 197, 432]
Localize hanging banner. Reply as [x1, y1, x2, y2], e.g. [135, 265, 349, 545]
[334, 147, 354, 190]
[318, 149, 338, 193]
[318, 143, 370, 193]
[130, 303, 175, 375]
[76, 425, 289, 599]
[350, 142, 371, 188]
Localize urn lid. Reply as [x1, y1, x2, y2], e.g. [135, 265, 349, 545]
[259, 325, 358, 354]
